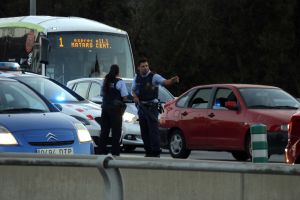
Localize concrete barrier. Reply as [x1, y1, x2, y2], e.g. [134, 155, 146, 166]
[0, 153, 122, 200]
[0, 153, 300, 200]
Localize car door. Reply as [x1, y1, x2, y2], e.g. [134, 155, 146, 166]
[178, 87, 213, 147]
[205, 87, 246, 149]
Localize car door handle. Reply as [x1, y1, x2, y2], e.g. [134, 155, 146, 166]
[208, 113, 215, 118]
[181, 111, 188, 116]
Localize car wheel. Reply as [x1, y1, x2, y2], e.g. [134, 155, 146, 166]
[169, 130, 191, 159]
[231, 151, 249, 161]
[232, 135, 251, 161]
[122, 145, 136, 152]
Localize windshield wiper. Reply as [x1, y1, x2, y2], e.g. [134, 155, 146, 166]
[0, 108, 46, 113]
[271, 105, 299, 110]
[248, 105, 299, 109]
[248, 105, 273, 109]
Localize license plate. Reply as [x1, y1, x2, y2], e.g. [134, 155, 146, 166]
[36, 147, 74, 155]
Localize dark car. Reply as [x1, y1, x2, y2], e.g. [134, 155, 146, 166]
[159, 84, 300, 160]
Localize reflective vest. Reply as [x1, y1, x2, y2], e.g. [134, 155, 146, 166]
[102, 78, 122, 106]
[136, 72, 158, 101]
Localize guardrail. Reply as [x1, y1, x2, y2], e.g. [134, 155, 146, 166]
[1, 153, 300, 200]
[0, 153, 122, 200]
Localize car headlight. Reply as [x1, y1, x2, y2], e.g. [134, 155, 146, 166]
[123, 112, 138, 123]
[74, 123, 92, 142]
[0, 126, 18, 145]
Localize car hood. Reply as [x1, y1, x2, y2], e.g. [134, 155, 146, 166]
[126, 103, 137, 115]
[59, 102, 101, 117]
[247, 109, 297, 124]
[0, 112, 76, 132]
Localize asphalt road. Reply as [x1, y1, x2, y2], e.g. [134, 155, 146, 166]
[121, 148, 285, 163]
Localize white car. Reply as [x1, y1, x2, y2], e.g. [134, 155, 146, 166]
[0, 68, 101, 148]
[67, 77, 174, 152]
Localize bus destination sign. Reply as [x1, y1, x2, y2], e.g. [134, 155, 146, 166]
[58, 36, 110, 49]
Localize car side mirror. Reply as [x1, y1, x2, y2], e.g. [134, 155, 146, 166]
[39, 36, 50, 64]
[225, 101, 238, 110]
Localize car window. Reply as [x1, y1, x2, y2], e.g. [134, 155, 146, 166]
[123, 81, 174, 102]
[158, 86, 174, 103]
[240, 88, 300, 109]
[73, 82, 90, 98]
[189, 88, 212, 109]
[14, 77, 79, 103]
[0, 81, 49, 112]
[88, 82, 101, 100]
[213, 88, 237, 110]
[176, 89, 196, 108]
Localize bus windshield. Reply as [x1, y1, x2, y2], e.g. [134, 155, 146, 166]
[46, 32, 134, 84]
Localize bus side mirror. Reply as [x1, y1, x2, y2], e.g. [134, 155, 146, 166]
[39, 36, 50, 64]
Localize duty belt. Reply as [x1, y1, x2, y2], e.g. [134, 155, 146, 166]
[141, 102, 158, 107]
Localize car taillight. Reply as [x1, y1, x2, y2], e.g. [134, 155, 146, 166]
[288, 121, 292, 134]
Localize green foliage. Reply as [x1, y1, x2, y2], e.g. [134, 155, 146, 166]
[1, 0, 300, 96]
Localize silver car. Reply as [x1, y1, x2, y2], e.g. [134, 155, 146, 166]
[67, 77, 174, 152]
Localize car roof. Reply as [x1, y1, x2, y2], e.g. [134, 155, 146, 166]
[67, 77, 133, 85]
[0, 77, 18, 82]
[0, 71, 46, 78]
[192, 83, 279, 89]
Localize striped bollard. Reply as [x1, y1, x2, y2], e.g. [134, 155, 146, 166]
[250, 124, 268, 163]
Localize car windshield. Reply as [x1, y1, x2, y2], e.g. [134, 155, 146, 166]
[14, 76, 79, 103]
[124, 82, 174, 103]
[0, 80, 49, 113]
[94, 80, 174, 103]
[239, 88, 300, 109]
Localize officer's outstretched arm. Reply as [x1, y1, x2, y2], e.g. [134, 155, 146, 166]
[163, 76, 179, 87]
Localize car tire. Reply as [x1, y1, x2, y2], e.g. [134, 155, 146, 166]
[122, 145, 136, 152]
[231, 151, 249, 161]
[169, 129, 191, 159]
[232, 134, 251, 161]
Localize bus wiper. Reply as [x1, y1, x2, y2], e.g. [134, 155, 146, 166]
[0, 108, 46, 113]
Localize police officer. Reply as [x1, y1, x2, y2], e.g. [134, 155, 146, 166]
[98, 64, 128, 156]
[132, 57, 179, 157]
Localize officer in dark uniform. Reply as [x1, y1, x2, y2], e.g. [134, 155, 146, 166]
[98, 64, 128, 156]
[132, 57, 179, 157]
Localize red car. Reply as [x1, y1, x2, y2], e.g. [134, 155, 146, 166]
[285, 112, 300, 164]
[159, 84, 300, 161]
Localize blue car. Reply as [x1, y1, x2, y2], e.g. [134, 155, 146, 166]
[0, 77, 94, 154]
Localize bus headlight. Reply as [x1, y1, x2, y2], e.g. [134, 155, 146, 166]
[0, 126, 18, 145]
[74, 123, 92, 142]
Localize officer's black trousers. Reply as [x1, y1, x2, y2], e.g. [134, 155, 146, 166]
[138, 104, 160, 155]
[98, 105, 122, 156]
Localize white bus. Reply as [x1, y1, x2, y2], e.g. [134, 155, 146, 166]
[0, 16, 135, 84]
